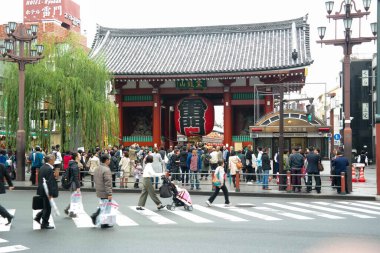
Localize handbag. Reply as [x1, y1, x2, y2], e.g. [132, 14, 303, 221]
[318, 162, 324, 172]
[32, 196, 43, 210]
[212, 172, 221, 187]
[159, 183, 173, 198]
[236, 161, 243, 169]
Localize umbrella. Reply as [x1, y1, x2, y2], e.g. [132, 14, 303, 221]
[42, 178, 60, 216]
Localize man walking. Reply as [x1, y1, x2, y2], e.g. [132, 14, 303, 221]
[34, 154, 58, 229]
[0, 162, 14, 226]
[90, 154, 113, 228]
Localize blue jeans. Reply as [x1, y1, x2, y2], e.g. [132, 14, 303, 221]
[256, 166, 263, 182]
[262, 170, 270, 189]
[190, 171, 200, 189]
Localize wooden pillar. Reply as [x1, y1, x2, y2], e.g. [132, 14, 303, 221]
[150, 81, 164, 148]
[220, 79, 235, 148]
[264, 94, 273, 114]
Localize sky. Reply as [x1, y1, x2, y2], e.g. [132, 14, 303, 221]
[0, 0, 377, 102]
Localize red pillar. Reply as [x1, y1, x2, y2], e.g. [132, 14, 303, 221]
[150, 81, 164, 147]
[220, 79, 235, 148]
[264, 95, 273, 114]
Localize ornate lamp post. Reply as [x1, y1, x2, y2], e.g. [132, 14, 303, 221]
[317, 0, 376, 192]
[0, 22, 44, 181]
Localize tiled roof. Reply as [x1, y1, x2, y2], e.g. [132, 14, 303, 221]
[90, 16, 313, 76]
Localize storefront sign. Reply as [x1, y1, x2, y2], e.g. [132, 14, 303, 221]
[24, 0, 81, 28]
[273, 133, 307, 137]
[362, 103, 369, 120]
[175, 80, 207, 90]
[362, 70, 369, 87]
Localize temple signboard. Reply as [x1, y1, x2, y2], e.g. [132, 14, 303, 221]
[175, 80, 207, 90]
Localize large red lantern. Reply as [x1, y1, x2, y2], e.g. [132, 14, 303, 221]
[175, 96, 214, 136]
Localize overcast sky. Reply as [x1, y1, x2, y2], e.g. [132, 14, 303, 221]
[1, 0, 377, 98]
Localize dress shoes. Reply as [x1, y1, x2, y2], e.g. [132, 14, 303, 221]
[5, 215, 14, 226]
[41, 225, 54, 229]
[33, 216, 41, 224]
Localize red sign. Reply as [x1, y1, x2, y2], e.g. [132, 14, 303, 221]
[175, 96, 214, 137]
[24, 0, 81, 31]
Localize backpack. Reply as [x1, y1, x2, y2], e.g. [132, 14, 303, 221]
[61, 167, 72, 189]
[203, 154, 211, 166]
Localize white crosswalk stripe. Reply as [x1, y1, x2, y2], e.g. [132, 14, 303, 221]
[357, 201, 380, 207]
[337, 201, 380, 211]
[71, 212, 95, 228]
[290, 202, 375, 219]
[130, 206, 176, 225]
[32, 210, 55, 230]
[163, 208, 213, 223]
[0, 239, 8, 244]
[193, 204, 248, 222]
[0, 210, 15, 232]
[213, 204, 281, 221]
[256, 206, 313, 220]
[115, 210, 139, 227]
[265, 203, 345, 219]
[0, 245, 29, 253]
[312, 202, 380, 215]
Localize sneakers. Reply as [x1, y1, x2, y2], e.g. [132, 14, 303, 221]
[247, 182, 253, 185]
[157, 204, 165, 210]
[136, 206, 145, 210]
[205, 200, 212, 207]
[224, 203, 231, 207]
[69, 212, 77, 218]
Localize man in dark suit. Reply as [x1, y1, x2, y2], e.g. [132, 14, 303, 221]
[306, 147, 322, 193]
[0, 162, 14, 225]
[34, 154, 58, 229]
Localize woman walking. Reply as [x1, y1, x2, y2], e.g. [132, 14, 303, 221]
[64, 152, 81, 218]
[136, 155, 165, 210]
[206, 161, 230, 207]
[88, 152, 100, 188]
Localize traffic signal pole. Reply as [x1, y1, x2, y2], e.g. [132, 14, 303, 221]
[376, 0, 380, 196]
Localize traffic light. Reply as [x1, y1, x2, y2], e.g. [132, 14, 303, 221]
[306, 104, 314, 122]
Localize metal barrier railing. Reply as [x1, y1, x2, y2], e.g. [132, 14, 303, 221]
[34, 169, 363, 195]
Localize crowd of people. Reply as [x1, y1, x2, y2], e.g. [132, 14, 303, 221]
[0, 142, 362, 230]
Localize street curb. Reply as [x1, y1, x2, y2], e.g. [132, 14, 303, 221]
[13, 186, 377, 201]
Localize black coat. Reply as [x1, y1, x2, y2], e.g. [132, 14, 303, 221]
[261, 153, 271, 171]
[68, 160, 81, 190]
[37, 163, 59, 198]
[0, 163, 13, 194]
[179, 151, 188, 167]
[306, 153, 321, 174]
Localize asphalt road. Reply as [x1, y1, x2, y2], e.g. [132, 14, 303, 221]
[0, 190, 380, 253]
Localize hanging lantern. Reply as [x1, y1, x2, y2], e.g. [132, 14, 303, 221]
[175, 96, 214, 137]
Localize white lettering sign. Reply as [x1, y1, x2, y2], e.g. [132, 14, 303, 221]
[362, 70, 369, 87]
[64, 13, 81, 27]
[362, 103, 369, 120]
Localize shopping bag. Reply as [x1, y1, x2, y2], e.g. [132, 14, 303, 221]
[69, 192, 84, 214]
[97, 199, 119, 226]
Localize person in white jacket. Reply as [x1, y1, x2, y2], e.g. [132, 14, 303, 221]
[228, 151, 241, 188]
[136, 155, 165, 211]
[119, 151, 130, 188]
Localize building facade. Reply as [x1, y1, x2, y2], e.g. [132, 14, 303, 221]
[90, 16, 314, 149]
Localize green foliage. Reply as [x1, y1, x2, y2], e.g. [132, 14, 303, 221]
[0, 36, 119, 151]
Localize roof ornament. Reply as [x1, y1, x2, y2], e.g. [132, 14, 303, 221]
[291, 22, 298, 61]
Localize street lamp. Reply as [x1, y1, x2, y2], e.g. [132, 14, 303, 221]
[0, 22, 44, 181]
[317, 0, 376, 192]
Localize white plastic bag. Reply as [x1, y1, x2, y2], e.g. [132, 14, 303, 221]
[69, 192, 84, 214]
[97, 199, 119, 226]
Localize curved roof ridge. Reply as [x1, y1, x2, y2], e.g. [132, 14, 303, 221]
[96, 16, 307, 37]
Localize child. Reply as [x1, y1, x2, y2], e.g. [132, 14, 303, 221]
[134, 161, 143, 189]
[206, 161, 230, 207]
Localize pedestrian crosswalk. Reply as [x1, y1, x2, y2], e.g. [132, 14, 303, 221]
[1, 200, 380, 232]
[0, 237, 29, 253]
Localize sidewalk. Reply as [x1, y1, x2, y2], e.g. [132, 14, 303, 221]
[11, 163, 379, 201]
